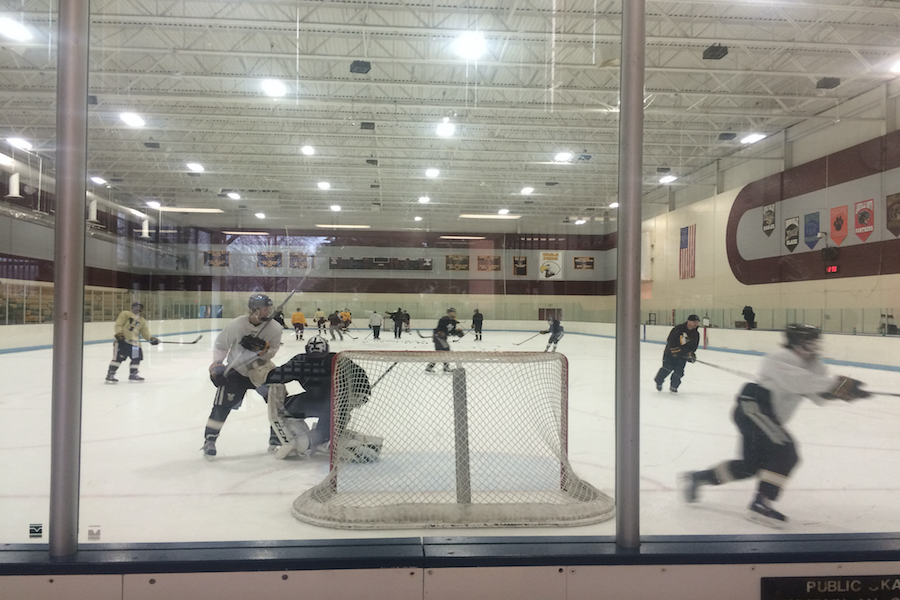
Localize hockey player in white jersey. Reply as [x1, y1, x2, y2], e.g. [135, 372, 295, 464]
[681, 324, 871, 527]
[202, 294, 283, 457]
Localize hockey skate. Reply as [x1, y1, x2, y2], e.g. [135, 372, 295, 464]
[655, 381, 663, 391]
[669, 386, 678, 394]
[679, 471, 701, 503]
[129, 372, 145, 382]
[424, 365, 435, 372]
[202, 436, 217, 458]
[748, 495, 787, 528]
[442, 365, 453, 372]
[105, 373, 118, 384]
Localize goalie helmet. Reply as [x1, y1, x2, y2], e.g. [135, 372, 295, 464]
[248, 293, 273, 312]
[305, 336, 329, 356]
[131, 302, 143, 314]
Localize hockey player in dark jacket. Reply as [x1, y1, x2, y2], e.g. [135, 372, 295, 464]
[680, 324, 871, 527]
[541, 317, 564, 352]
[425, 308, 464, 372]
[653, 314, 701, 393]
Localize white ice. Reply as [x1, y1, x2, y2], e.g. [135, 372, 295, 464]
[1, 327, 898, 543]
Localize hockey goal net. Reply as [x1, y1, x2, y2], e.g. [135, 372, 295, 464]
[292, 350, 615, 529]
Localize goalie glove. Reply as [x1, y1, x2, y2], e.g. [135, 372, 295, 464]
[209, 363, 227, 388]
[829, 376, 871, 401]
[239, 334, 269, 354]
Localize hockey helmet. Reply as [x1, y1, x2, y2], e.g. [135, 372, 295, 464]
[785, 323, 820, 348]
[131, 302, 143, 313]
[305, 336, 329, 356]
[447, 307, 456, 314]
[248, 294, 273, 312]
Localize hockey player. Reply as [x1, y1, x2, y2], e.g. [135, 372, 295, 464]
[540, 316, 564, 352]
[472, 309, 484, 341]
[290, 307, 307, 340]
[402, 310, 411, 334]
[425, 307, 464, 372]
[328, 310, 344, 341]
[681, 324, 871, 527]
[340, 308, 352, 332]
[368, 309, 383, 340]
[388, 307, 405, 338]
[264, 336, 375, 460]
[202, 294, 284, 457]
[105, 302, 159, 383]
[106, 302, 159, 382]
[313, 307, 326, 334]
[653, 314, 700, 393]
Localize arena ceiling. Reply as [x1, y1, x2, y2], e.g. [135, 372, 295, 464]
[1, 0, 899, 233]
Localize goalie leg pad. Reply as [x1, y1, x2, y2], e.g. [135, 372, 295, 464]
[273, 418, 312, 459]
[336, 430, 384, 463]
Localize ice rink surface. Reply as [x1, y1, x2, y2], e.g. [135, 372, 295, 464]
[2, 326, 898, 544]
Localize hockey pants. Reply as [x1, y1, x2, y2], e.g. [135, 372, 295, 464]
[654, 355, 687, 389]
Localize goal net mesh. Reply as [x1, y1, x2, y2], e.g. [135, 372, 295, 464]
[292, 350, 615, 529]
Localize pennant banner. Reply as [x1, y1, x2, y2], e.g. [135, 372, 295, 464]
[784, 217, 799, 252]
[762, 203, 776, 237]
[830, 206, 848, 246]
[855, 199, 874, 242]
[886, 193, 900, 238]
[803, 212, 820, 250]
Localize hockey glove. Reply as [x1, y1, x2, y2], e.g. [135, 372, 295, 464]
[830, 376, 871, 401]
[209, 363, 227, 388]
[540, 330, 549, 335]
[240, 334, 269, 354]
[115, 333, 125, 342]
[149, 337, 160, 346]
[686, 352, 696, 363]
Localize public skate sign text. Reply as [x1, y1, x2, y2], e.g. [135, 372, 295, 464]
[761, 575, 900, 600]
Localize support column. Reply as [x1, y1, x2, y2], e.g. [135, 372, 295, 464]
[615, 0, 645, 550]
[50, 0, 90, 558]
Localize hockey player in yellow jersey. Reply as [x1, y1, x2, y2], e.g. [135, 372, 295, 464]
[105, 302, 159, 383]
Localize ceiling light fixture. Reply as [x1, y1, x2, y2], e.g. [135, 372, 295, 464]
[0, 17, 32, 41]
[453, 31, 487, 61]
[498, 209, 509, 215]
[702, 44, 728, 60]
[741, 133, 766, 144]
[318, 181, 331, 190]
[301, 145, 315, 156]
[418, 196, 430, 203]
[0, 153, 14, 166]
[261, 79, 286, 97]
[575, 219, 587, 225]
[155, 207, 224, 213]
[425, 168, 440, 178]
[436, 117, 455, 137]
[520, 187, 534, 195]
[186, 162, 204, 172]
[414, 216, 422, 222]
[330, 205, 341, 211]
[7, 138, 32, 150]
[223, 231, 269, 236]
[315, 224, 371, 229]
[145, 200, 161, 208]
[91, 176, 107, 185]
[554, 151, 574, 162]
[440, 235, 487, 240]
[350, 60, 371, 74]
[227, 192, 240, 200]
[459, 213, 522, 220]
[120, 113, 145, 127]
[609, 202, 620, 209]
[659, 174, 677, 184]
[255, 212, 266, 219]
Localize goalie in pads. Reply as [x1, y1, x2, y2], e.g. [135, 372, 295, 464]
[263, 336, 382, 461]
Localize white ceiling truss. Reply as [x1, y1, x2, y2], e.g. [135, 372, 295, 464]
[0, 0, 899, 231]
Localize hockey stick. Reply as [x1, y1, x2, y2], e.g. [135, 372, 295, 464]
[513, 333, 542, 346]
[868, 391, 900, 398]
[224, 284, 305, 375]
[155, 334, 203, 345]
[370, 361, 399, 391]
[416, 329, 431, 339]
[695, 359, 753, 380]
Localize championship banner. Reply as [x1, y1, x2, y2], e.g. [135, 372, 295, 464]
[887, 193, 900, 238]
[538, 251, 563, 280]
[762, 203, 776, 237]
[830, 205, 848, 246]
[257, 251, 283, 268]
[289, 253, 313, 270]
[784, 217, 799, 252]
[803, 212, 820, 250]
[854, 199, 874, 242]
[512, 256, 527, 276]
[203, 250, 229, 267]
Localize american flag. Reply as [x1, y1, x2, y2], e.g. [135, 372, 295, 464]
[679, 224, 696, 279]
